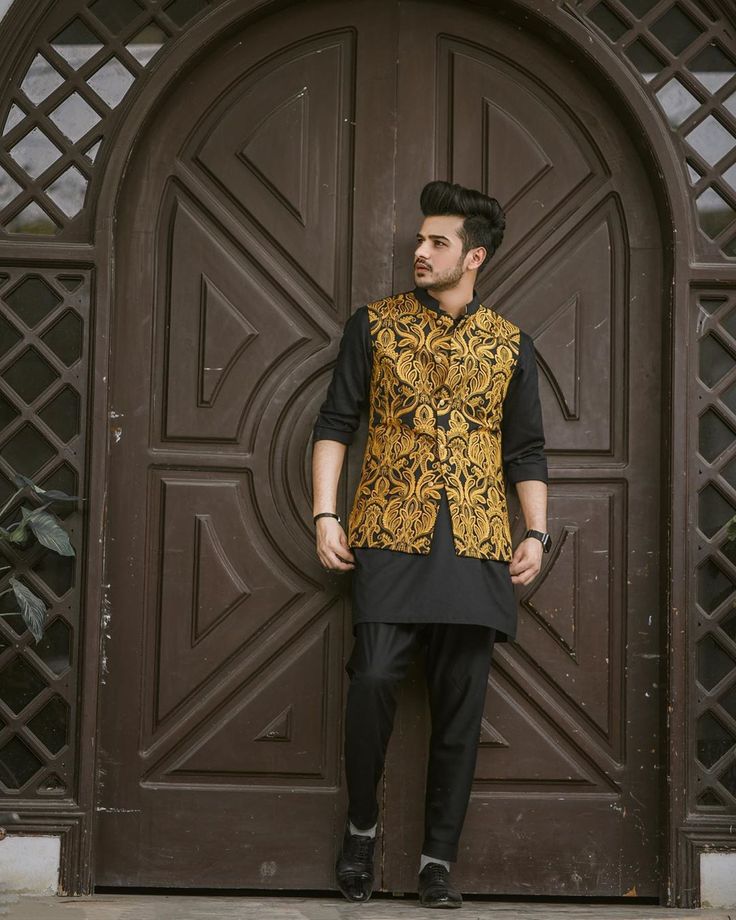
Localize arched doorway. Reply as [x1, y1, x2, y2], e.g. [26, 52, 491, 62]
[96, 0, 665, 895]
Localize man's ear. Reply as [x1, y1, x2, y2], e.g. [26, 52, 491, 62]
[466, 246, 486, 270]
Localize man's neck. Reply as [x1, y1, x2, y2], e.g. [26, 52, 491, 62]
[426, 282, 476, 319]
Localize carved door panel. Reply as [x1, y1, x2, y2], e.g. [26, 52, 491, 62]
[95, 0, 398, 887]
[383, 2, 664, 897]
[97, 0, 664, 895]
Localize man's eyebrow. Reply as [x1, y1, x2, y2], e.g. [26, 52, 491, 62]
[416, 233, 452, 241]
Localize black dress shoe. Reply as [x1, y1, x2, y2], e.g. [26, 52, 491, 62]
[335, 823, 376, 902]
[418, 862, 463, 909]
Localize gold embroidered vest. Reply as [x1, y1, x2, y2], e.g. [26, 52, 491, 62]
[347, 290, 521, 560]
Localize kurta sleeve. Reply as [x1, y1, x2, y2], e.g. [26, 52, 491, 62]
[311, 305, 372, 446]
[501, 330, 549, 484]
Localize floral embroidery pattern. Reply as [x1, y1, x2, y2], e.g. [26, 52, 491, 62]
[347, 291, 521, 559]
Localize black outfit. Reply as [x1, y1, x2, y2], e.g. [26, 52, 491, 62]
[311, 285, 548, 644]
[344, 621, 497, 862]
[313, 286, 547, 865]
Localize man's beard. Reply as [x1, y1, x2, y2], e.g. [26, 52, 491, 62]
[415, 254, 465, 292]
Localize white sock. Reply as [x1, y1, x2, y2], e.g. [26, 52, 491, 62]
[420, 853, 450, 872]
[349, 819, 377, 838]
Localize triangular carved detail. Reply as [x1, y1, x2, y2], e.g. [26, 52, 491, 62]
[192, 513, 251, 645]
[255, 704, 293, 743]
[240, 88, 309, 222]
[533, 293, 581, 419]
[199, 274, 259, 405]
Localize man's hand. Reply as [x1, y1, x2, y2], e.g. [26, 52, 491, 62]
[316, 518, 356, 573]
[509, 536, 544, 585]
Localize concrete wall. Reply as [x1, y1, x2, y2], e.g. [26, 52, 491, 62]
[0, 836, 59, 895]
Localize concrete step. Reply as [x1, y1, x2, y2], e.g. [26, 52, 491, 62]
[0, 895, 732, 920]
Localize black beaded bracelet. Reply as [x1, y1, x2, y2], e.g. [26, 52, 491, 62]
[314, 512, 341, 524]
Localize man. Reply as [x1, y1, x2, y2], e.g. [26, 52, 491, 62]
[311, 180, 549, 909]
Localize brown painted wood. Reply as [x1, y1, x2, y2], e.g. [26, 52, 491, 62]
[96, 0, 664, 896]
[384, 0, 664, 898]
[95, 0, 399, 888]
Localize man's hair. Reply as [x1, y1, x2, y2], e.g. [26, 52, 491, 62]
[419, 180, 505, 272]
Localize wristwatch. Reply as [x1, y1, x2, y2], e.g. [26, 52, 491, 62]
[525, 528, 551, 552]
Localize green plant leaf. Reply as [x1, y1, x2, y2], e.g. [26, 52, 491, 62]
[24, 508, 74, 556]
[8, 577, 46, 642]
[6, 520, 30, 544]
[12, 473, 82, 502]
[728, 513, 736, 542]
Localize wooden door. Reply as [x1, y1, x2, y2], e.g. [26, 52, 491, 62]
[96, 0, 664, 896]
[384, 1, 664, 898]
[95, 0, 399, 887]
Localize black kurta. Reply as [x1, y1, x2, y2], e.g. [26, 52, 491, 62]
[311, 285, 548, 643]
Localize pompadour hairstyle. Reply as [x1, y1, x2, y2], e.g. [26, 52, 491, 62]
[419, 180, 505, 272]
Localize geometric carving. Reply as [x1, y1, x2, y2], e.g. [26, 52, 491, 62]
[255, 704, 293, 742]
[481, 97, 552, 201]
[155, 624, 330, 782]
[241, 89, 308, 222]
[520, 487, 621, 743]
[444, 40, 594, 257]
[532, 293, 581, 419]
[192, 513, 251, 643]
[524, 524, 577, 654]
[199, 276, 258, 406]
[161, 195, 306, 441]
[150, 474, 299, 729]
[523, 216, 616, 453]
[476, 674, 617, 791]
[197, 36, 353, 302]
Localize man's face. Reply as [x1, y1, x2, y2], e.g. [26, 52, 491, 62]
[414, 215, 482, 291]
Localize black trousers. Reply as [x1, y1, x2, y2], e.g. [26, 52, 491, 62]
[343, 621, 497, 863]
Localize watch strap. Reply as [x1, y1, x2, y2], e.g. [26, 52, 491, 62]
[314, 512, 341, 524]
[525, 528, 551, 551]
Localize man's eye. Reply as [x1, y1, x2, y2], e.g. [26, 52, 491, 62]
[435, 241, 445, 246]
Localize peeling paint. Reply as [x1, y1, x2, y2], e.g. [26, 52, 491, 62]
[95, 807, 141, 814]
[100, 584, 112, 681]
[259, 860, 278, 879]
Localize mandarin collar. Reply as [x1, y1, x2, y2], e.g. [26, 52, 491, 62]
[412, 285, 482, 320]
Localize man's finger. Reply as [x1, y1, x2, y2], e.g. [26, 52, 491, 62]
[326, 549, 355, 571]
[511, 560, 537, 578]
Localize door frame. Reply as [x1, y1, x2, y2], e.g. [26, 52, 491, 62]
[69, 0, 689, 899]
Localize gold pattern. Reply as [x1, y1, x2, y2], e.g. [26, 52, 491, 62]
[347, 291, 521, 559]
